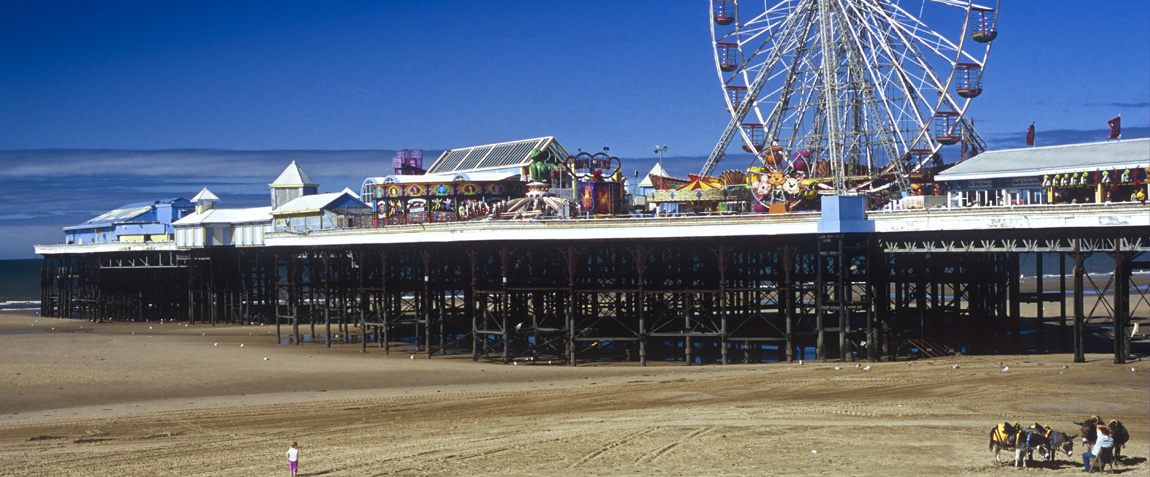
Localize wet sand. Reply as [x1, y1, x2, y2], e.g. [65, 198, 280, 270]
[0, 312, 1146, 476]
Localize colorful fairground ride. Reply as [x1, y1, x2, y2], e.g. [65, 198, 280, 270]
[561, 151, 627, 216]
[702, 0, 998, 212]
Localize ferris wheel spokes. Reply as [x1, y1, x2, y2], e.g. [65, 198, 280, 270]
[708, 0, 997, 200]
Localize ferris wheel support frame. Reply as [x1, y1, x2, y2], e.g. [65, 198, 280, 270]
[816, 0, 846, 193]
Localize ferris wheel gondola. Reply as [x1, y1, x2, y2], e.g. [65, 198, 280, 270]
[704, 0, 999, 202]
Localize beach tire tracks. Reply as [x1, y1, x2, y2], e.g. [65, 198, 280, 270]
[567, 427, 655, 468]
[637, 425, 716, 465]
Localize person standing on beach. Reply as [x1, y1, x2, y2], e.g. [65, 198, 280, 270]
[286, 441, 299, 476]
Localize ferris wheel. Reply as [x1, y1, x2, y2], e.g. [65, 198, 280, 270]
[704, 0, 998, 200]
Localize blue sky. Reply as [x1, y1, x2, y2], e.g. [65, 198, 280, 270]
[1, 1, 1148, 258]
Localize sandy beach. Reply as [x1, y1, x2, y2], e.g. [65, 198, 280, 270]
[0, 312, 1146, 476]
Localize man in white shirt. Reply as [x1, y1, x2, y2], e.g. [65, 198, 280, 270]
[1081, 426, 1113, 472]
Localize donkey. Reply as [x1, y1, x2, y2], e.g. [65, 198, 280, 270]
[1040, 429, 1076, 462]
[1076, 416, 1103, 449]
[1108, 419, 1129, 463]
[989, 423, 1019, 466]
[1014, 428, 1052, 467]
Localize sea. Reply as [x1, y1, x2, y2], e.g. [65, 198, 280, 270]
[0, 255, 1142, 313]
[0, 259, 43, 311]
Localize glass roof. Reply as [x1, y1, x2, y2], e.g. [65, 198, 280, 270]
[88, 205, 153, 223]
[426, 137, 567, 174]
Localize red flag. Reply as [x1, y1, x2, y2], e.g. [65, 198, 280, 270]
[1108, 116, 1121, 139]
[1025, 123, 1035, 146]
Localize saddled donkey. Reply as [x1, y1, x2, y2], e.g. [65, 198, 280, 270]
[1040, 429, 1076, 462]
[1076, 416, 1103, 449]
[1014, 428, 1051, 468]
[1108, 419, 1129, 463]
[989, 423, 1020, 466]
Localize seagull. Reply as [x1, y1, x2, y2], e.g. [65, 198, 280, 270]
[1132, 367, 1137, 374]
[263, 357, 269, 361]
[928, 360, 934, 365]
[513, 361, 518, 366]
[240, 344, 244, 348]
[952, 364, 960, 369]
[835, 366, 842, 370]
[863, 365, 871, 371]
[907, 362, 913, 366]
[799, 360, 804, 365]
[1001, 366, 1009, 373]
[1063, 365, 1069, 369]
[410, 355, 415, 360]
[855, 364, 861, 368]
[214, 343, 218, 347]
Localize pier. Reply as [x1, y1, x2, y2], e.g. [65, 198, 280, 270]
[37, 202, 1149, 365]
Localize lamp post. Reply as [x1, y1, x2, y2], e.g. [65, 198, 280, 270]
[654, 145, 667, 188]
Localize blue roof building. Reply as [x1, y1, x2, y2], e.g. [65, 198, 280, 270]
[63, 198, 195, 244]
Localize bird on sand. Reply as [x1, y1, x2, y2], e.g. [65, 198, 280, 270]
[863, 365, 871, 371]
[1001, 366, 1009, 373]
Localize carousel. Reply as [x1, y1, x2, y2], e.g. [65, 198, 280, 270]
[646, 170, 755, 215]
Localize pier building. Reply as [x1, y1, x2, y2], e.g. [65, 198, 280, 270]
[937, 138, 1149, 207]
[63, 198, 194, 245]
[174, 189, 272, 248]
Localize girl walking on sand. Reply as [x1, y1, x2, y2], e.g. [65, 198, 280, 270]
[286, 441, 299, 476]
